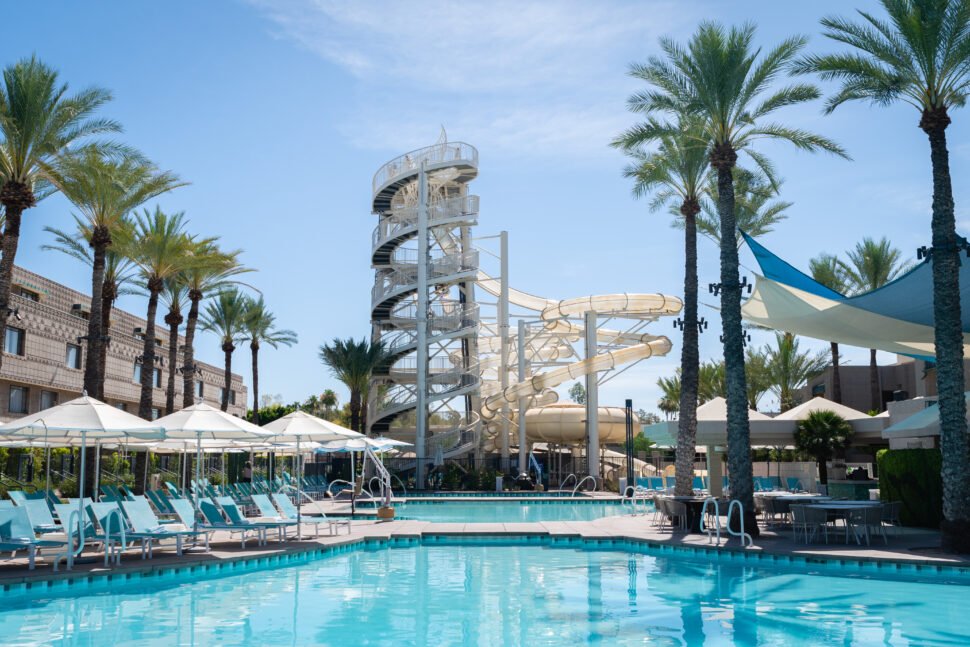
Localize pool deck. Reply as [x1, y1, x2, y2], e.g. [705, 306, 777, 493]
[0, 500, 967, 587]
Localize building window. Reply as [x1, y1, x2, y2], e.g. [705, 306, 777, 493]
[66, 343, 82, 369]
[133, 364, 163, 387]
[41, 390, 57, 410]
[115, 402, 127, 412]
[221, 388, 237, 405]
[153, 368, 162, 388]
[4, 326, 25, 356]
[197, 381, 204, 398]
[151, 408, 161, 420]
[16, 287, 39, 302]
[9, 385, 27, 414]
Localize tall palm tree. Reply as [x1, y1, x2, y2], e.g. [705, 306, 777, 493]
[318, 338, 386, 432]
[180, 241, 252, 410]
[54, 150, 184, 400]
[619, 22, 847, 529]
[808, 253, 852, 403]
[765, 332, 830, 412]
[796, 0, 970, 552]
[744, 346, 773, 411]
[0, 56, 122, 374]
[694, 170, 792, 248]
[128, 207, 192, 420]
[242, 296, 297, 425]
[200, 288, 249, 412]
[844, 238, 911, 411]
[160, 277, 189, 415]
[321, 389, 338, 420]
[618, 117, 708, 495]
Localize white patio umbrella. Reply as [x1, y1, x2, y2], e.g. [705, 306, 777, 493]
[262, 411, 363, 539]
[0, 395, 164, 565]
[153, 401, 274, 527]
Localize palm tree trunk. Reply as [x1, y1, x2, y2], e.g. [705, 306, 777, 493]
[250, 340, 260, 425]
[0, 181, 33, 375]
[182, 293, 202, 409]
[82, 235, 108, 500]
[675, 203, 700, 497]
[869, 348, 880, 412]
[830, 342, 842, 404]
[98, 291, 114, 401]
[138, 286, 161, 420]
[165, 310, 182, 415]
[349, 389, 361, 432]
[817, 458, 828, 485]
[711, 145, 757, 536]
[922, 108, 970, 552]
[221, 342, 234, 412]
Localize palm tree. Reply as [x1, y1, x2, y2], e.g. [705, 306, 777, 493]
[0, 56, 123, 373]
[694, 170, 792, 248]
[809, 253, 852, 403]
[765, 332, 830, 412]
[160, 277, 188, 415]
[200, 288, 249, 412]
[180, 241, 252, 410]
[796, 0, 970, 552]
[744, 346, 773, 411]
[617, 117, 708, 496]
[55, 150, 184, 400]
[318, 338, 386, 432]
[656, 374, 681, 420]
[844, 238, 911, 411]
[620, 22, 846, 530]
[321, 389, 338, 420]
[128, 207, 192, 420]
[794, 410, 853, 484]
[242, 296, 297, 425]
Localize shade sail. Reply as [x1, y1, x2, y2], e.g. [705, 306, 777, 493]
[316, 436, 412, 452]
[740, 232, 970, 357]
[0, 395, 163, 441]
[882, 393, 970, 439]
[774, 396, 888, 438]
[153, 401, 272, 441]
[261, 411, 363, 443]
[641, 398, 796, 447]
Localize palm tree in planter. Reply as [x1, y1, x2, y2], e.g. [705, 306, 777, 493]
[161, 277, 189, 415]
[43, 216, 141, 396]
[844, 238, 911, 412]
[808, 253, 852, 403]
[620, 21, 847, 532]
[180, 240, 253, 410]
[765, 332, 829, 412]
[794, 410, 853, 485]
[200, 288, 249, 412]
[55, 149, 184, 400]
[616, 116, 709, 497]
[796, 0, 970, 551]
[242, 296, 297, 425]
[318, 338, 386, 433]
[0, 56, 124, 373]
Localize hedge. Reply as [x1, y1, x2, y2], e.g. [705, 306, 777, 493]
[876, 449, 942, 528]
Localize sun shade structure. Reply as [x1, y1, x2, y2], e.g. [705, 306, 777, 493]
[262, 411, 363, 539]
[774, 396, 888, 441]
[0, 395, 164, 568]
[739, 232, 970, 357]
[882, 392, 970, 440]
[641, 397, 792, 447]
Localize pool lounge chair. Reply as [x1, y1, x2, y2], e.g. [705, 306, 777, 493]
[270, 493, 351, 537]
[20, 498, 61, 534]
[121, 499, 210, 556]
[249, 494, 299, 530]
[786, 477, 802, 491]
[197, 498, 265, 548]
[0, 508, 66, 569]
[90, 501, 161, 564]
[215, 496, 292, 543]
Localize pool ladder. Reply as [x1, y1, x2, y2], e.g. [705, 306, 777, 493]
[700, 498, 753, 547]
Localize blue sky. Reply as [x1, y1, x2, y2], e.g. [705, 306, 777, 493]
[7, 1, 967, 416]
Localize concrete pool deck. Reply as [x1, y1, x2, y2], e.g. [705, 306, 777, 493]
[0, 501, 967, 586]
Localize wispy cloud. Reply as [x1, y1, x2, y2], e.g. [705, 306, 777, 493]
[245, 0, 697, 158]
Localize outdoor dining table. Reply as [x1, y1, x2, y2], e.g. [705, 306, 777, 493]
[666, 496, 727, 533]
[804, 501, 883, 544]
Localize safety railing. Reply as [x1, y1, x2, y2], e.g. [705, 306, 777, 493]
[571, 475, 598, 497]
[373, 195, 480, 250]
[372, 142, 478, 196]
[558, 474, 577, 494]
[727, 500, 754, 547]
[701, 498, 721, 546]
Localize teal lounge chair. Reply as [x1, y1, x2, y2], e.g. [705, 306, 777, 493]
[89, 501, 158, 564]
[121, 499, 209, 556]
[20, 498, 60, 534]
[786, 477, 802, 491]
[215, 496, 291, 543]
[271, 493, 351, 537]
[197, 498, 264, 548]
[0, 508, 66, 570]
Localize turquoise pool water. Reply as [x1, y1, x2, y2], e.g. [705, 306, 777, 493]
[390, 499, 632, 522]
[2, 540, 968, 646]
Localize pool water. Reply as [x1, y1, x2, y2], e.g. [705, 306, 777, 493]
[2, 540, 968, 646]
[389, 499, 632, 523]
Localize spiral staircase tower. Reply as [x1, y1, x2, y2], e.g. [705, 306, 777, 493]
[368, 136, 482, 486]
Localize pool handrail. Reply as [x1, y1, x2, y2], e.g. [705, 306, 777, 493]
[700, 497, 721, 546]
[727, 499, 754, 547]
[327, 479, 355, 499]
[558, 474, 577, 495]
[571, 475, 597, 497]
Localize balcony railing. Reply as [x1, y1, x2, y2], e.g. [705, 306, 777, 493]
[372, 142, 478, 196]
[372, 195, 480, 251]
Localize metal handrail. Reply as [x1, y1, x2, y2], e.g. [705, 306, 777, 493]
[327, 479, 355, 499]
[701, 498, 721, 546]
[373, 195, 480, 250]
[571, 475, 597, 497]
[727, 500, 754, 547]
[53, 510, 81, 572]
[558, 474, 577, 494]
[372, 141, 478, 196]
[278, 484, 336, 521]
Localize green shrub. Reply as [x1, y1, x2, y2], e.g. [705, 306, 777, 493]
[877, 449, 942, 528]
[440, 464, 462, 490]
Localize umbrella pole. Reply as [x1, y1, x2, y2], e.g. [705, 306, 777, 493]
[94, 441, 101, 501]
[296, 437, 302, 540]
[195, 432, 202, 532]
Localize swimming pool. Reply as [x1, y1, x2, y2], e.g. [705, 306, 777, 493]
[386, 499, 633, 522]
[2, 538, 967, 646]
